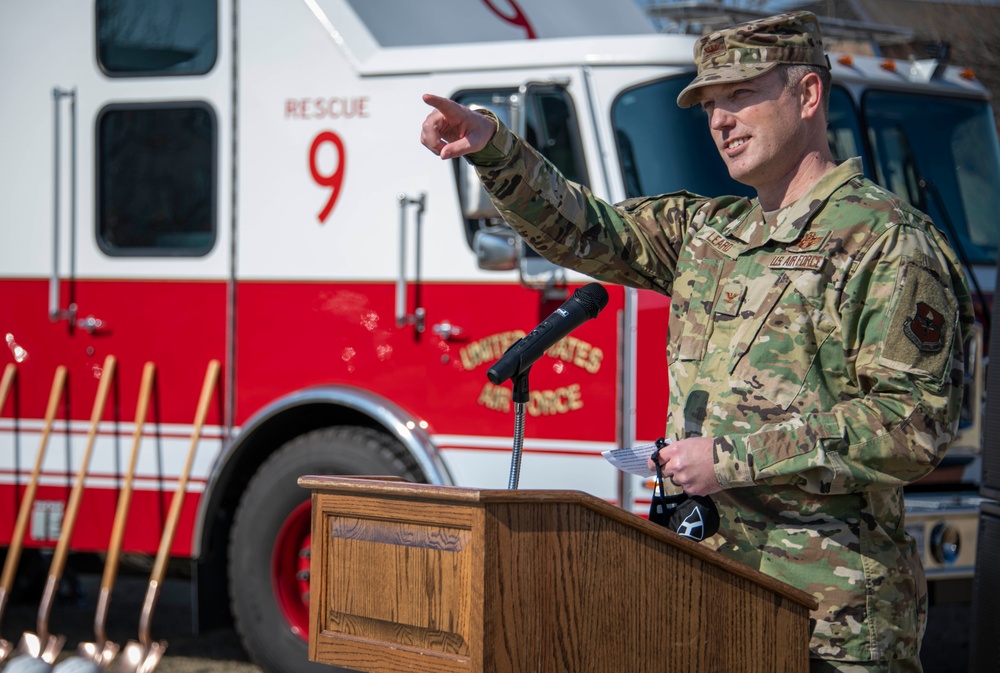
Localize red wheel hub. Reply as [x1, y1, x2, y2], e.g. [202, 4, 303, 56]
[272, 500, 312, 642]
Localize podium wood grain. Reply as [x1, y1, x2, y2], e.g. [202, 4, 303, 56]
[300, 477, 817, 673]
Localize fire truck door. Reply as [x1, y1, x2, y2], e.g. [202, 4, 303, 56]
[0, 1, 234, 579]
[2, 0, 233, 424]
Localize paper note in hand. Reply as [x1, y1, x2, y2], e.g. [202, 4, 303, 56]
[602, 443, 658, 478]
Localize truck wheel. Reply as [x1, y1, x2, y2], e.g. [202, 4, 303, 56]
[228, 426, 423, 673]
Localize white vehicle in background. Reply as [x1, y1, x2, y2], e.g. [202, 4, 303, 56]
[0, 1, 995, 672]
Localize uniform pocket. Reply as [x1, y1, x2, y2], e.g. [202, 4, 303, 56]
[668, 258, 722, 362]
[730, 271, 834, 410]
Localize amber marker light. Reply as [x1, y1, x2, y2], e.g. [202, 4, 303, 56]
[960, 67, 977, 80]
[880, 59, 897, 72]
[836, 54, 854, 67]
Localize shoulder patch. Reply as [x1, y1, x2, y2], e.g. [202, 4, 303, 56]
[903, 302, 946, 352]
[879, 258, 959, 382]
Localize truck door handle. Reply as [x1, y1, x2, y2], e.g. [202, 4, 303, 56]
[77, 315, 107, 334]
[432, 321, 464, 341]
[396, 192, 427, 333]
[50, 87, 78, 326]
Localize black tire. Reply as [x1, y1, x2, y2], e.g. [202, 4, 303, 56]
[228, 426, 423, 673]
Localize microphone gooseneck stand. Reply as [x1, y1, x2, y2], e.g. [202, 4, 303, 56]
[507, 371, 531, 490]
[488, 283, 610, 490]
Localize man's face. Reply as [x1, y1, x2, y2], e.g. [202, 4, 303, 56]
[696, 69, 808, 192]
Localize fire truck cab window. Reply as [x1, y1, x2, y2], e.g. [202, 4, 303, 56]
[454, 88, 588, 250]
[97, 0, 218, 76]
[612, 76, 752, 199]
[97, 104, 217, 256]
[827, 87, 864, 165]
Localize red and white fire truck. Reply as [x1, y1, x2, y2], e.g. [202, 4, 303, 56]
[1, 1, 997, 671]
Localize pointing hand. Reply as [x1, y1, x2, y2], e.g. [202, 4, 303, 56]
[420, 93, 497, 160]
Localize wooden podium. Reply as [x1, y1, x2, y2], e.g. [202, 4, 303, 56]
[299, 476, 817, 673]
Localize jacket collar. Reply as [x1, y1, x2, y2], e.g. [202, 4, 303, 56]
[722, 157, 864, 246]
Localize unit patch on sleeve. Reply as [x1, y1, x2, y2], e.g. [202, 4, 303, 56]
[903, 302, 945, 352]
[879, 258, 958, 381]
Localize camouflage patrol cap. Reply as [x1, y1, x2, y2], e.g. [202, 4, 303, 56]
[676, 11, 828, 108]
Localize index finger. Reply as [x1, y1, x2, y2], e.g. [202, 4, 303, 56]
[422, 93, 465, 117]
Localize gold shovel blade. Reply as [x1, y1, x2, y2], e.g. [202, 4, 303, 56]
[0, 638, 14, 664]
[75, 641, 120, 670]
[14, 632, 66, 664]
[118, 640, 167, 673]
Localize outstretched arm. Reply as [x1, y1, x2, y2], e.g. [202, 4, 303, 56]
[418, 94, 696, 294]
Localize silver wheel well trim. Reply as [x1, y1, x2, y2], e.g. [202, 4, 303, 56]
[193, 384, 454, 557]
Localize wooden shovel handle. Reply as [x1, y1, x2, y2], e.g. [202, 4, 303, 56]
[0, 363, 15, 418]
[150, 359, 220, 586]
[101, 362, 156, 592]
[137, 360, 220, 646]
[47, 355, 117, 585]
[0, 366, 67, 594]
[91, 362, 155, 645]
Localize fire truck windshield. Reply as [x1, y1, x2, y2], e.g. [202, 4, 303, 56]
[613, 76, 1000, 269]
[856, 90, 1000, 267]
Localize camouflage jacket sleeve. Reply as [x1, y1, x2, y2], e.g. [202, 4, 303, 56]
[469, 110, 708, 295]
[713, 218, 974, 495]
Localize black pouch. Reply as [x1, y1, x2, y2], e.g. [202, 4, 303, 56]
[648, 438, 720, 542]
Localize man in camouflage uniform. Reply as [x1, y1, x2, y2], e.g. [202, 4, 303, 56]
[420, 11, 972, 673]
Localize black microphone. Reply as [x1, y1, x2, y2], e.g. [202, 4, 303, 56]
[487, 283, 609, 385]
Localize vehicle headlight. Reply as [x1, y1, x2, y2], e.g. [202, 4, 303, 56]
[930, 522, 961, 565]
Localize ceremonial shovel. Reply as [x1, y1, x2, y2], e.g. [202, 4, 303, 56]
[0, 363, 15, 422]
[51, 363, 156, 673]
[118, 360, 219, 673]
[5, 355, 116, 673]
[0, 366, 66, 664]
